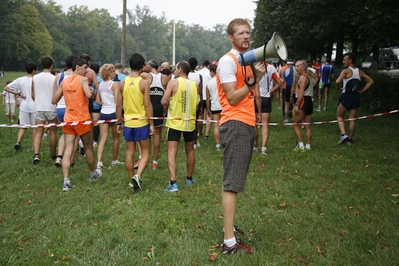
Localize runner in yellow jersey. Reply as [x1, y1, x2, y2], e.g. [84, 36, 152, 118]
[116, 53, 154, 191]
[161, 61, 199, 192]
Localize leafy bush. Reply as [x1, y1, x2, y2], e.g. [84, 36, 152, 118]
[361, 70, 399, 113]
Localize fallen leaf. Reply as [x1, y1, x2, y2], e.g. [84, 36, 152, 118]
[382, 183, 391, 190]
[391, 194, 399, 197]
[279, 202, 286, 207]
[24, 200, 33, 205]
[209, 252, 218, 261]
[316, 245, 325, 255]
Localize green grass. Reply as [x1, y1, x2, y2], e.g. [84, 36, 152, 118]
[1, 72, 399, 265]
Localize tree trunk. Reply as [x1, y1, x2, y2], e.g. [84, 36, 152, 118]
[121, 0, 126, 67]
[326, 38, 334, 60]
[335, 35, 345, 68]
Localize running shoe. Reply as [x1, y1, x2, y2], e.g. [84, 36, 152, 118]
[89, 169, 102, 181]
[55, 157, 62, 167]
[111, 160, 124, 166]
[151, 162, 157, 170]
[164, 183, 178, 192]
[261, 148, 269, 156]
[97, 162, 104, 169]
[221, 238, 256, 255]
[337, 134, 349, 144]
[185, 179, 195, 186]
[62, 182, 73, 191]
[14, 142, 21, 151]
[32, 155, 40, 165]
[293, 145, 306, 152]
[130, 175, 142, 190]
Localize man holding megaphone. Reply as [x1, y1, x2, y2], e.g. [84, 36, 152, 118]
[216, 18, 266, 255]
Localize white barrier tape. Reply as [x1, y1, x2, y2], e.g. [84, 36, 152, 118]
[0, 110, 398, 128]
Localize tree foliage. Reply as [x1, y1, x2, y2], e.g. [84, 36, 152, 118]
[2, 0, 399, 70]
[0, 0, 230, 70]
[253, 0, 399, 65]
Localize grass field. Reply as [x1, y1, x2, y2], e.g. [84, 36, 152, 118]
[0, 72, 398, 265]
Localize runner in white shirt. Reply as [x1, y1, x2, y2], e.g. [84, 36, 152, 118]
[197, 60, 212, 138]
[2, 80, 16, 122]
[31, 56, 57, 164]
[4, 62, 38, 151]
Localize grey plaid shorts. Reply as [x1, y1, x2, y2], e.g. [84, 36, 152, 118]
[219, 120, 255, 192]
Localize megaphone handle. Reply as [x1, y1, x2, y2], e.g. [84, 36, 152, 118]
[238, 53, 256, 87]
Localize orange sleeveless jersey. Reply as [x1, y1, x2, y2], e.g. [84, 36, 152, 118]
[63, 75, 90, 122]
[216, 52, 255, 127]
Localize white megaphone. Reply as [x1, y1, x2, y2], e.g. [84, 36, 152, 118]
[237, 32, 288, 66]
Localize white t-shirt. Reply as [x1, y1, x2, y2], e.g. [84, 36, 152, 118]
[99, 80, 116, 114]
[7, 76, 35, 113]
[206, 77, 221, 111]
[197, 67, 211, 100]
[259, 64, 278, 98]
[188, 72, 201, 86]
[1, 91, 16, 104]
[217, 49, 239, 85]
[56, 71, 73, 109]
[33, 72, 57, 111]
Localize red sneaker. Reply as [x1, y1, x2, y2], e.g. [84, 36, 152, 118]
[221, 238, 256, 255]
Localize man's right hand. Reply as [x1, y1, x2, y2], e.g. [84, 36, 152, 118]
[253, 61, 266, 80]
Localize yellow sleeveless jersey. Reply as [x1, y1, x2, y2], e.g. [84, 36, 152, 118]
[122, 76, 148, 128]
[165, 77, 198, 132]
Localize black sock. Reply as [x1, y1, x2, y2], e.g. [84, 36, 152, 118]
[186, 176, 192, 180]
[93, 126, 100, 142]
[170, 180, 176, 185]
[57, 155, 63, 159]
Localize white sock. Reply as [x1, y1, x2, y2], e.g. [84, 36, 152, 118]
[306, 144, 311, 149]
[223, 236, 237, 247]
[298, 142, 304, 148]
[64, 178, 70, 183]
[153, 160, 158, 164]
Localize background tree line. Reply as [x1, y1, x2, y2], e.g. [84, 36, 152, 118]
[1, 0, 398, 71]
[253, 0, 399, 66]
[0, 0, 232, 70]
